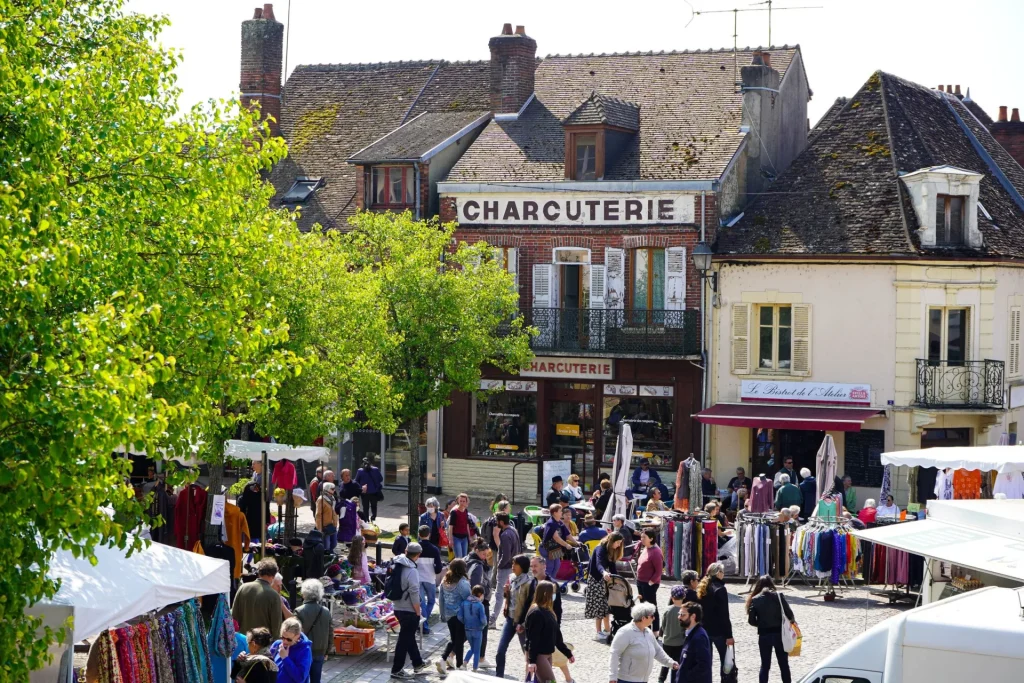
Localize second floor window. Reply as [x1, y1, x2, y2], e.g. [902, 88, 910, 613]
[631, 248, 665, 311]
[758, 305, 792, 371]
[928, 307, 968, 365]
[575, 134, 597, 180]
[371, 167, 414, 207]
[936, 194, 966, 246]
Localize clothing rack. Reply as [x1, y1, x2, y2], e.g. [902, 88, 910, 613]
[660, 512, 717, 580]
[787, 517, 858, 598]
[735, 512, 791, 592]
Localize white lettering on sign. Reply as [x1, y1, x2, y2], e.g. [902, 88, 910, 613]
[741, 380, 872, 405]
[451, 193, 696, 226]
[520, 356, 614, 380]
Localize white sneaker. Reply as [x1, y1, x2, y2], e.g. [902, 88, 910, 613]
[435, 660, 447, 676]
[593, 632, 606, 642]
[478, 659, 493, 670]
[457, 664, 468, 671]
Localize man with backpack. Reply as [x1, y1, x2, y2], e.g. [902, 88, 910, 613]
[463, 538, 494, 669]
[490, 512, 521, 628]
[388, 543, 430, 680]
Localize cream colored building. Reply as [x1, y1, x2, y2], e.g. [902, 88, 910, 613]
[702, 72, 1024, 507]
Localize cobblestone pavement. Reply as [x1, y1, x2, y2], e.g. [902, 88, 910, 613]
[318, 579, 911, 683]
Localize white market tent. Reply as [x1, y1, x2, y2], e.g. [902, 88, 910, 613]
[881, 444, 1024, 474]
[223, 439, 329, 462]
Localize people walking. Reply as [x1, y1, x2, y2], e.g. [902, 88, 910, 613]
[635, 528, 664, 635]
[541, 503, 578, 579]
[680, 570, 699, 603]
[270, 618, 312, 683]
[232, 559, 283, 638]
[314, 482, 339, 554]
[584, 531, 624, 641]
[447, 493, 475, 559]
[774, 474, 802, 511]
[494, 554, 533, 679]
[675, 602, 712, 683]
[416, 525, 443, 635]
[458, 585, 489, 672]
[354, 458, 383, 522]
[294, 580, 331, 683]
[389, 543, 429, 680]
[608, 603, 677, 683]
[746, 575, 796, 683]
[437, 558, 472, 676]
[463, 538, 494, 669]
[419, 497, 448, 548]
[525, 581, 574, 683]
[697, 562, 734, 678]
[658, 587, 689, 683]
[490, 512, 521, 627]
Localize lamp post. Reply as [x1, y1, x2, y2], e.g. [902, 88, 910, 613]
[691, 241, 717, 469]
[691, 241, 718, 292]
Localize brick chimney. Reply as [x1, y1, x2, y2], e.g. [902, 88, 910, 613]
[488, 23, 537, 115]
[992, 104, 1024, 168]
[240, 4, 284, 135]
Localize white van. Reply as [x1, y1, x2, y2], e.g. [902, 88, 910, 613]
[799, 586, 1024, 683]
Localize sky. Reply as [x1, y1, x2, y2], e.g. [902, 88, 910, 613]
[125, 0, 1024, 126]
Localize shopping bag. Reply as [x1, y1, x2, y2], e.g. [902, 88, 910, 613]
[778, 592, 800, 653]
[788, 623, 803, 657]
[722, 644, 735, 674]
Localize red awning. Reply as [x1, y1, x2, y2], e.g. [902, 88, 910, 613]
[695, 403, 882, 432]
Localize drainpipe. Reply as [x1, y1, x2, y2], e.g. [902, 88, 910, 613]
[700, 191, 710, 468]
[414, 162, 422, 220]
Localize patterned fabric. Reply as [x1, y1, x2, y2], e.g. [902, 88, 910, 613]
[879, 465, 892, 505]
[209, 593, 236, 657]
[584, 576, 610, 619]
[953, 469, 982, 500]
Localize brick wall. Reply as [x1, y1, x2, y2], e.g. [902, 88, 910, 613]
[240, 7, 283, 136]
[488, 28, 537, 115]
[992, 122, 1024, 169]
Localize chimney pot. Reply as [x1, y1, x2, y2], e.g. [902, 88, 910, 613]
[761, 51, 771, 68]
[501, 23, 513, 35]
[954, 84, 962, 96]
[999, 106, 1009, 122]
[946, 85, 953, 94]
[253, 7, 262, 19]
[938, 85, 944, 92]
[241, 6, 284, 135]
[263, 3, 275, 21]
[515, 25, 526, 35]
[750, 51, 764, 66]
[489, 24, 538, 114]
[1013, 108, 1021, 123]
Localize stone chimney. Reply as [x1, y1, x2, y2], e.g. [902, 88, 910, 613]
[992, 104, 1024, 168]
[488, 23, 537, 115]
[240, 4, 284, 135]
[740, 51, 783, 202]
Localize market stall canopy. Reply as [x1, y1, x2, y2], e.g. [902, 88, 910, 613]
[28, 536, 229, 643]
[851, 500, 1024, 583]
[171, 439, 329, 465]
[880, 444, 1024, 474]
[695, 403, 882, 431]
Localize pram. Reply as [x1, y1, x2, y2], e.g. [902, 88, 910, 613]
[605, 574, 635, 644]
[553, 544, 591, 594]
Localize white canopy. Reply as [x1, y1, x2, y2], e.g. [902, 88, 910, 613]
[29, 537, 229, 643]
[171, 439, 329, 465]
[880, 444, 1024, 474]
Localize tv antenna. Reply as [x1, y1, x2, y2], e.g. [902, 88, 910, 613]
[684, 1, 822, 90]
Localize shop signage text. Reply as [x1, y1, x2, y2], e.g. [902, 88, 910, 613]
[521, 356, 614, 380]
[452, 192, 696, 226]
[741, 380, 871, 405]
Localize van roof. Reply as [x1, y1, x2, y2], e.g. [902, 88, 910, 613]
[904, 586, 1024, 657]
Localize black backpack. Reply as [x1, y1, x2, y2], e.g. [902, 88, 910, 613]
[481, 516, 498, 551]
[384, 563, 407, 601]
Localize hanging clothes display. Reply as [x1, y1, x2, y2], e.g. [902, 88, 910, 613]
[993, 472, 1024, 499]
[952, 469, 982, 499]
[174, 484, 208, 550]
[878, 465, 892, 506]
[674, 457, 703, 513]
[933, 468, 954, 501]
[659, 514, 714, 578]
[748, 476, 774, 513]
[790, 522, 858, 584]
[735, 514, 788, 579]
[222, 502, 250, 580]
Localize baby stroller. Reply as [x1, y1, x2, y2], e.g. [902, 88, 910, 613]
[605, 574, 635, 644]
[553, 544, 591, 594]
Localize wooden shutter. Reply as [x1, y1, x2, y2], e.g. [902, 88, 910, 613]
[731, 303, 751, 375]
[532, 263, 552, 308]
[589, 265, 607, 349]
[589, 265, 606, 309]
[1010, 307, 1021, 377]
[605, 248, 625, 310]
[507, 247, 518, 293]
[664, 246, 687, 311]
[791, 303, 812, 376]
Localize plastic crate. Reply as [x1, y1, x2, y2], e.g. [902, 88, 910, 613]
[333, 628, 375, 655]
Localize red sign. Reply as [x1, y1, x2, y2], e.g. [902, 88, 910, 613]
[521, 356, 614, 380]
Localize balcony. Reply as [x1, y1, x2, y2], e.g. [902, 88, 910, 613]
[915, 359, 1005, 409]
[517, 308, 700, 357]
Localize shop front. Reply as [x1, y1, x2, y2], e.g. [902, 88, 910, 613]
[442, 355, 701, 501]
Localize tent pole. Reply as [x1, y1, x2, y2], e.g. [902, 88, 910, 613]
[261, 450, 269, 559]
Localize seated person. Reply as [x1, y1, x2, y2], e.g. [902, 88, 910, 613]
[737, 487, 749, 512]
[858, 498, 878, 524]
[611, 514, 635, 553]
[578, 514, 608, 543]
[593, 479, 613, 520]
[644, 486, 669, 512]
[876, 495, 902, 519]
[630, 458, 668, 501]
[727, 467, 752, 510]
[705, 501, 731, 547]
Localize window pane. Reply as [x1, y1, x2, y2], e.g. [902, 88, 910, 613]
[936, 196, 947, 243]
[760, 306, 773, 325]
[759, 326, 774, 368]
[576, 135, 597, 180]
[474, 391, 537, 459]
[928, 309, 943, 362]
[651, 249, 665, 311]
[389, 168, 402, 204]
[779, 306, 792, 327]
[373, 168, 385, 204]
[603, 396, 674, 466]
[778, 327, 792, 369]
[949, 196, 963, 244]
[947, 309, 967, 363]
[404, 168, 415, 204]
[632, 249, 649, 309]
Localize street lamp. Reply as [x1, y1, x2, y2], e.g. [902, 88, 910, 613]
[691, 241, 717, 292]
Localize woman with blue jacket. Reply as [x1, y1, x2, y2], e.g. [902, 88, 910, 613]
[353, 458, 384, 522]
[437, 559, 472, 675]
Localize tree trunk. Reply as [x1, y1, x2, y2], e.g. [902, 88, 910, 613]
[407, 415, 424, 530]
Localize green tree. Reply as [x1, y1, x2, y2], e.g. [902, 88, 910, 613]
[0, 1, 304, 676]
[340, 211, 533, 526]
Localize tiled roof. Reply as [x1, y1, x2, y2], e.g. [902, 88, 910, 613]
[717, 72, 1024, 259]
[563, 92, 640, 130]
[269, 60, 490, 230]
[447, 47, 800, 183]
[348, 110, 490, 163]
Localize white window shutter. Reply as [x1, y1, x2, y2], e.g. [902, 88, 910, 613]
[507, 247, 519, 293]
[1010, 307, 1021, 377]
[664, 247, 687, 310]
[590, 265, 606, 309]
[605, 248, 625, 310]
[532, 263, 552, 308]
[791, 303, 812, 376]
[731, 303, 751, 375]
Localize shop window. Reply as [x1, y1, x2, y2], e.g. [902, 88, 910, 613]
[602, 395, 674, 468]
[472, 391, 537, 459]
[927, 307, 969, 365]
[370, 166, 415, 208]
[935, 194, 966, 246]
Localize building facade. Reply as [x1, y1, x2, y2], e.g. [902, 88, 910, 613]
[703, 72, 1024, 507]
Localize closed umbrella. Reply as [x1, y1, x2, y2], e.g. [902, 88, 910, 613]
[603, 423, 633, 525]
[815, 434, 838, 501]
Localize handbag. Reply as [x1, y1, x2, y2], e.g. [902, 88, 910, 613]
[438, 523, 450, 548]
[778, 592, 801, 654]
[551, 642, 574, 667]
[721, 644, 738, 683]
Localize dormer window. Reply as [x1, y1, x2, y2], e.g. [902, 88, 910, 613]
[935, 194, 966, 245]
[371, 166, 414, 208]
[282, 176, 323, 203]
[575, 134, 598, 180]
[562, 92, 640, 182]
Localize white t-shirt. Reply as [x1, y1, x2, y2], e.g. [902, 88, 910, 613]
[639, 470, 650, 485]
[876, 504, 900, 518]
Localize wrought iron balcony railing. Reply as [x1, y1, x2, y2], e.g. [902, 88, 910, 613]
[915, 358, 1005, 409]
[512, 307, 699, 356]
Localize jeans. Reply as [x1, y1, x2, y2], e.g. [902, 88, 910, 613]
[465, 629, 483, 670]
[391, 610, 423, 674]
[491, 567, 512, 624]
[419, 582, 436, 631]
[758, 632, 791, 683]
[361, 494, 378, 521]
[539, 547, 561, 581]
[452, 535, 469, 558]
[309, 655, 325, 683]
[711, 635, 729, 677]
[443, 616, 466, 668]
[322, 529, 337, 554]
[659, 643, 683, 683]
[494, 617, 522, 678]
[636, 580, 660, 633]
